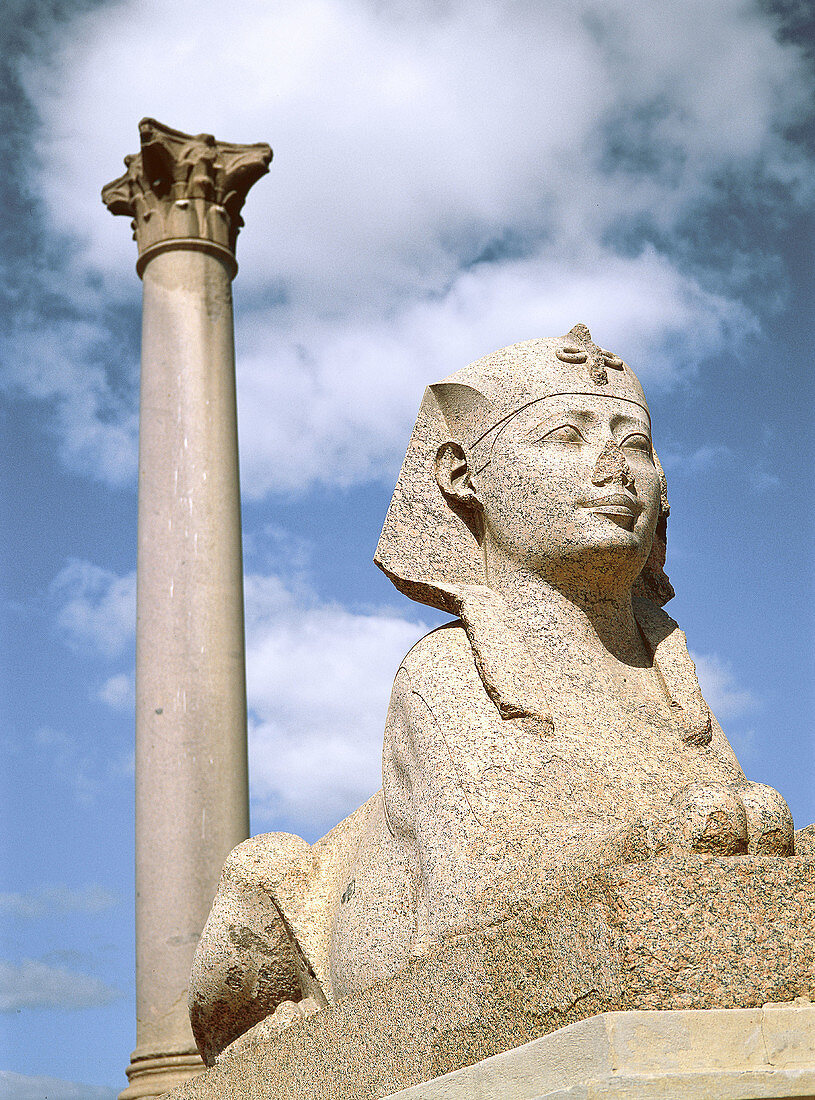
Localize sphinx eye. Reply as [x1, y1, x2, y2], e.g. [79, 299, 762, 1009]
[536, 424, 586, 445]
[620, 432, 653, 456]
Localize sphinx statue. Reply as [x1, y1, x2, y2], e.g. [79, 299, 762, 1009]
[188, 325, 796, 1068]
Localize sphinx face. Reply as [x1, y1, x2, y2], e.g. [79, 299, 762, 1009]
[473, 394, 661, 592]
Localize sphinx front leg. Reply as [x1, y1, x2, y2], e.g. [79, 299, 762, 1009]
[664, 780, 794, 856]
[188, 833, 322, 1065]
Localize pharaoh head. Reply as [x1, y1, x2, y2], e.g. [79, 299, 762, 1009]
[375, 324, 673, 613]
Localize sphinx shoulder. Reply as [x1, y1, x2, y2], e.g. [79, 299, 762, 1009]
[400, 619, 472, 665]
[219, 830, 313, 894]
[396, 619, 481, 695]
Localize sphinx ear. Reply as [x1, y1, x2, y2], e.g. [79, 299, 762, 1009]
[435, 441, 482, 515]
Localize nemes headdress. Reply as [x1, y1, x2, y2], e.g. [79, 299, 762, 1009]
[375, 323, 670, 613]
[374, 325, 712, 745]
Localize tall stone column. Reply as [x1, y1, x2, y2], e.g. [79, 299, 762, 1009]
[102, 119, 271, 1100]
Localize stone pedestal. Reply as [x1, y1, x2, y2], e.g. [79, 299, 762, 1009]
[102, 119, 271, 1099]
[165, 853, 815, 1100]
[386, 1004, 815, 1100]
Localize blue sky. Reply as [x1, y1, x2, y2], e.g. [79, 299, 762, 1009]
[1, 0, 814, 1095]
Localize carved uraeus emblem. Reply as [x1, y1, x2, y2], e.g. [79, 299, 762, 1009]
[556, 322, 624, 384]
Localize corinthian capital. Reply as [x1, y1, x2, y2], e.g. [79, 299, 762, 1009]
[102, 118, 272, 276]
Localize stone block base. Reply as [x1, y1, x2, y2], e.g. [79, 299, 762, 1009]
[169, 855, 815, 1100]
[387, 1003, 815, 1099]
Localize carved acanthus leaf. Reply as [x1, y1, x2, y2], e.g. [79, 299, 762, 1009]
[101, 118, 272, 259]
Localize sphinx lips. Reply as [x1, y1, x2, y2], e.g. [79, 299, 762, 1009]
[584, 494, 638, 530]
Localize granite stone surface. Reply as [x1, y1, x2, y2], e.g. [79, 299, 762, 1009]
[384, 1003, 815, 1100]
[186, 328, 802, 1086]
[102, 117, 271, 1100]
[173, 855, 815, 1100]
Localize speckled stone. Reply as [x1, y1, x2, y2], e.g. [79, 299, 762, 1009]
[172, 854, 815, 1100]
[187, 328, 801, 1082]
[384, 1003, 815, 1100]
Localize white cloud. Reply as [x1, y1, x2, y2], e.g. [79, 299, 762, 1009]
[2, 320, 139, 489]
[244, 572, 430, 832]
[8, 0, 811, 493]
[50, 560, 136, 658]
[236, 245, 757, 494]
[692, 651, 758, 720]
[26, 0, 811, 299]
[0, 885, 118, 920]
[44, 554, 430, 832]
[0, 959, 122, 1011]
[97, 672, 134, 710]
[0, 1072, 117, 1100]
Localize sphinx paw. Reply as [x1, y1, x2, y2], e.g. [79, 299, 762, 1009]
[266, 995, 322, 1033]
[669, 782, 748, 855]
[735, 781, 794, 855]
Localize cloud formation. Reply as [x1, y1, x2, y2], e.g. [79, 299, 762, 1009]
[692, 651, 758, 720]
[2, 319, 140, 489]
[0, 885, 118, 920]
[48, 555, 428, 832]
[6, 0, 812, 494]
[49, 560, 136, 658]
[0, 1073, 117, 1100]
[235, 246, 758, 494]
[29, 0, 812, 296]
[244, 573, 428, 832]
[97, 672, 135, 710]
[0, 958, 122, 1011]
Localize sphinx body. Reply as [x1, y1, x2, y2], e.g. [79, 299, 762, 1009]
[189, 327, 794, 1066]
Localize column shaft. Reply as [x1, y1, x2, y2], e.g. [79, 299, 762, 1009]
[131, 247, 250, 1074]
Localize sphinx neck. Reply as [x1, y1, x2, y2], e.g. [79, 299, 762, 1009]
[486, 564, 648, 669]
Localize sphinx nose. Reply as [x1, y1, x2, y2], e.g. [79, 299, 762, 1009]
[590, 440, 635, 491]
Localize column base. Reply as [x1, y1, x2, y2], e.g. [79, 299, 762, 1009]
[120, 1047, 205, 1100]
